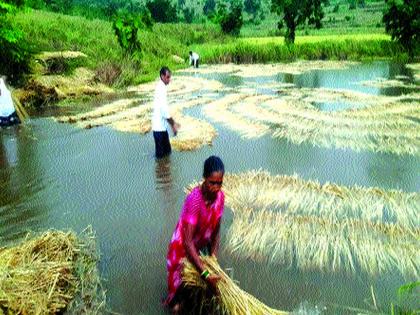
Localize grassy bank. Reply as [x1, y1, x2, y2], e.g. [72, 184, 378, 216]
[14, 9, 414, 90]
[14, 9, 224, 86]
[193, 34, 410, 64]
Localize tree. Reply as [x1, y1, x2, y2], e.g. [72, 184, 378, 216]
[383, 0, 419, 55]
[180, 0, 204, 23]
[112, 12, 150, 61]
[203, 0, 216, 16]
[146, 0, 178, 23]
[220, 0, 243, 36]
[271, 0, 327, 44]
[44, 0, 73, 13]
[0, 0, 31, 83]
[244, 0, 261, 22]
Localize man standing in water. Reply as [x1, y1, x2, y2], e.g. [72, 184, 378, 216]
[152, 67, 179, 159]
[0, 77, 20, 127]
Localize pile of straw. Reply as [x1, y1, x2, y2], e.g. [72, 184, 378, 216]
[198, 85, 419, 155]
[227, 207, 419, 276]
[188, 171, 420, 277]
[0, 228, 105, 314]
[182, 255, 288, 315]
[223, 171, 419, 230]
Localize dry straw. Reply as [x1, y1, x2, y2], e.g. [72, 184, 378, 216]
[187, 171, 419, 277]
[227, 207, 419, 277]
[203, 94, 270, 138]
[198, 84, 419, 155]
[223, 171, 419, 231]
[182, 255, 289, 315]
[0, 227, 105, 314]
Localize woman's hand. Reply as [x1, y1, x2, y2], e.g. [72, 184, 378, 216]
[206, 274, 221, 295]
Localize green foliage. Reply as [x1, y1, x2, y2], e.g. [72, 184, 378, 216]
[0, 0, 31, 83]
[112, 13, 145, 59]
[15, 10, 224, 86]
[194, 35, 407, 64]
[244, 0, 262, 22]
[383, 0, 420, 55]
[180, 0, 204, 23]
[146, 0, 178, 22]
[44, 0, 73, 13]
[391, 282, 420, 315]
[220, 0, 243, 36]
[271, 0, 328, 44]
[203, 0, 216, 16]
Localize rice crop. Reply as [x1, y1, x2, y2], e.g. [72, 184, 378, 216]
[199, 86, 420, 156]
[182, 255, 289, 315]
[0, 227, 105, 314]
[202, 94, 271, 139]
[223, 170, 419, 235]
[187, 171, 420, 276]
[227, 207, 419, 277]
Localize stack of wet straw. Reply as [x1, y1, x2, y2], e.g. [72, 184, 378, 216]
[0, 228, 105, 314]
[182, 255, 288, 315]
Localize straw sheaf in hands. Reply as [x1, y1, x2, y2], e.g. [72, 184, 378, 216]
[182, 255, 289, 315]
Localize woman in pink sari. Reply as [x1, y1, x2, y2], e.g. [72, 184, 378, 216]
[165, 156, 225, 314]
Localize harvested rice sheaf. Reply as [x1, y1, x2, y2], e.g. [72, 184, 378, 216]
[227, 208, 419, 277]
[223, 171, 420, 230]
[182, 256, 288, 315]
[0, 228, 105, 314]
[188, 171, 420, 277]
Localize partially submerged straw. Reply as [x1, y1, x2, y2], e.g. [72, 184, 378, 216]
[182, 255, 289, 315]
[0, 227, 105, 314]
[188, 171, 420, 277]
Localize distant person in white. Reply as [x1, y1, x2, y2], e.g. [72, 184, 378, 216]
[189, 51, 199, 68]
[152, 67, 179, 159]
[0, 77, 19, 127]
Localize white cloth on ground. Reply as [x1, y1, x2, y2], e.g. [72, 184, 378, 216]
[0, 78, 16, 117]
[152, 79, 171, 132]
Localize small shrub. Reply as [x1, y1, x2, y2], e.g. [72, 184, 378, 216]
[94, 62, 122, 85]
[112, 13, 142, 55]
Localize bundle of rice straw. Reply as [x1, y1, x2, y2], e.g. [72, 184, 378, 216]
[182, 256, 288, 315]
[0, 227, 105, 314]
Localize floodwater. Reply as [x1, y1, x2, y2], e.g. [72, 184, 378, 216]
[1, 61, 419, 314]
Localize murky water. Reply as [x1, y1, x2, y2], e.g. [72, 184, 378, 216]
[1, 61, 419, 314]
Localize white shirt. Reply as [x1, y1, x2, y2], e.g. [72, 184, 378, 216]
[189, 52, 199, 63]
[0, 79, 16, 117]
[152, 79, 171, 132]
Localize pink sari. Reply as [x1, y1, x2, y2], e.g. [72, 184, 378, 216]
[165, 186, 225, 305]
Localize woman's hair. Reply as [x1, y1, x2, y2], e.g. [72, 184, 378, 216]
[203, 156, 224, 178]
[160, 66, 171, 77]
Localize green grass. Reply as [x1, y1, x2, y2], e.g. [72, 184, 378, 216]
[193, 35, 409, 64]
[13, 7, 413, 89]
[14, 9, 224, 86]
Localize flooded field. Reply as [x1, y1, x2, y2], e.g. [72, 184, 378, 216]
[1, 61, 419, 314]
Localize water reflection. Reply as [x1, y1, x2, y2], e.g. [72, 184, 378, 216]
[155, 156, 173, 191]
[0, 128, 48, 244]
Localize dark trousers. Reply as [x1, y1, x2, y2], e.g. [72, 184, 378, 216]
[191, 59, 199, 68]
[153, 131, 171, 158]
[0, 112, 20, 127]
